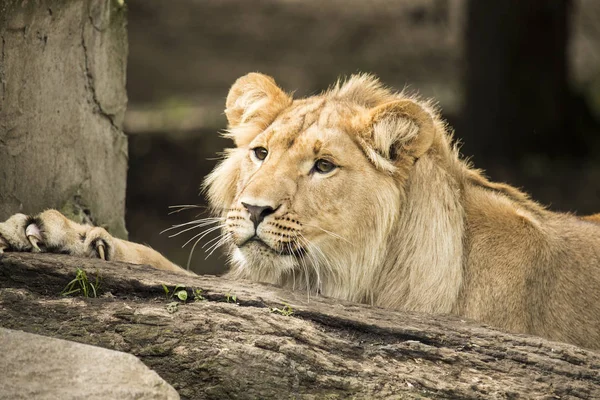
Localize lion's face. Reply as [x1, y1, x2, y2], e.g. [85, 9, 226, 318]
[225, 100, 399, 274]
[205, 73, 436, 287]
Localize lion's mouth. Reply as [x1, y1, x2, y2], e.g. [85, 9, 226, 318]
[240, 236, 306, 257]
[239, 236, 276, 252]
[243, 236, 270, 247]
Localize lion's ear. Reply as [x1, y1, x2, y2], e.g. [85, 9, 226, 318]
[225, 73, 292, 131]
[368, 100, 436, 163]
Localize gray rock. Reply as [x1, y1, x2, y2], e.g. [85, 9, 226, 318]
[0, 328, 179, 400]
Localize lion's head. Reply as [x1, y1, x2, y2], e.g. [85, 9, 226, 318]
[204, 73, 464, 311]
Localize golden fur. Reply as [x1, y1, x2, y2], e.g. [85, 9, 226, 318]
[1, 73, 599, 349]
[205, 73, 600, 349]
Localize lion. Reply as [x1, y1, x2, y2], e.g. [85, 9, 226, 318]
[1, 73, 599, 349]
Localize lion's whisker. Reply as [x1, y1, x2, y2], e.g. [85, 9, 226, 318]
[168, 205, 230, 220]
[298, 234, 327, 269]
[165, 219, 224, 238]
[303, 223, 352, 245]
[186, 236, 203, 270]
[201, 233, 223, 249]
[182, 224, 226, 248]
[293, 238, 311, 298]
[186, 227, 228, 269]
[160, 217, 224, 235]
[298, 233, 338, 290]
[303, 234, 343, 281]
[294, 232, 325, 294]
[205, 233, 231, 259]
[168, 204, 207, 215]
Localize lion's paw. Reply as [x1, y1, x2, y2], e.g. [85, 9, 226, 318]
[0, 213, 31, 253]
[0, 210, 114, 260]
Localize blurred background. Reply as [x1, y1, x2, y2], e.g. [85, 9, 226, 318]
[123, 0, 600, 275]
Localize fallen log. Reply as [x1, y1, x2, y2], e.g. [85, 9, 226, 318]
[1, 252, 599, 399]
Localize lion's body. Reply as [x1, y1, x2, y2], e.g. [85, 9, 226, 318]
[205, 73, 600, 349]
[461, 184, 600, 346]
[1, 73, 598, 349]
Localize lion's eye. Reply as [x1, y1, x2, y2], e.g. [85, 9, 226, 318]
[252, 147, 268, 161]
[314, 159, 336, 174]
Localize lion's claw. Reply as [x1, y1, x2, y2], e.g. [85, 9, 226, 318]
[25, 224, 43, 252]
[0, 236, 6, 254]
[97, 241, 106, 260]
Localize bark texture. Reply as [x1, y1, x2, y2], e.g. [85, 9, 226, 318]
[0, 0, 128, 238]
[1, 252, 599, 399]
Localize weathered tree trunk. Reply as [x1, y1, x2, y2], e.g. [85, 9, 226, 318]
[0, 0, 128, 238]
[1, 253, 599, 399]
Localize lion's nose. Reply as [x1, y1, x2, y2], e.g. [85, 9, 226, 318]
[242, 202, 277, 229]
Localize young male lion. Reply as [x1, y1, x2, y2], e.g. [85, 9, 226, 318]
[1, 73, 599, 349]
